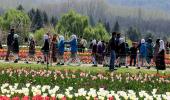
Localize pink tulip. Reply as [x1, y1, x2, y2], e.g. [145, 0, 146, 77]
[62, 96, 67, 100]
[44, 96, 50, 100]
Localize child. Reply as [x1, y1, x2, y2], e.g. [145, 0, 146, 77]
[65, 35, 81, 66]
[25, 34, 36, 64]
[41, 34, 50, 64]
[12, 34, 19, 63]
[129, 42, 138, 66]
[91, 39, 97, 67]
[57, 35, 65, 65]
[50, 34, 58, 64]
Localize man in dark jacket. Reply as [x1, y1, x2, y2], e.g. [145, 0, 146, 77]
[5, 28, 15, 61]
[109, 32, 117, 71]
[0, 41, 2, 49]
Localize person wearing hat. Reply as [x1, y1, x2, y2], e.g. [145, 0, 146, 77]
[12, 34, 19, 63]
[5, 28, 15, 61]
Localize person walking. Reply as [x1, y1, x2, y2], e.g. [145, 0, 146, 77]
[129, 42, 138, 67]
[146, 38, 154, 69]
[109, 32, 117, 71]
[50, 34, 58, 64]
[155, 40, 166, 73]
[138, 39, 147, 69]
[5, 28, 15, 61]
[41, 34, 50, 64]
[12, 34, 19, 63]
[57, 35, 65, 65]
[65, 34, 81, 66]
[25, 34, 37, 64]
[119, 38, 126, 67]
[91, 39, 97, 67]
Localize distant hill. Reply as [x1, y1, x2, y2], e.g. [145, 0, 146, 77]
[107, 0, 170, 12]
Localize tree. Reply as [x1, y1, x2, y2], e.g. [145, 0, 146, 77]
[34, 28, 45, 45]
[28, 8, 36, 21]
[43, 11, 49, 25]
[104, 22, 110, 33]
[56, 10, 88, 37]
[94, 23, 109, 41]
[17, 4, 24, 11]
[127, 26, 141, 42]
[83, 26, 95, 41]
[144, 31, 155, 41]
[50, 16, 58, 28]
[32, 9, 44, 31]
[113, 21, 120, 33]
[2, 9, 31, 38]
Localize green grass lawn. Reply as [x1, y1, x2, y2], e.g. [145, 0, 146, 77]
[0, 62, 169, 75]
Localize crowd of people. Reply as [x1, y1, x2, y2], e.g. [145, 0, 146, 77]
[1, 28, 167, 72]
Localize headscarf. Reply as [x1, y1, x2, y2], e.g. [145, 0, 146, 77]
[119, 38, 125, 44]
[59, 35, 64, 41]
[14, 34, 18, 39]
[44, 34, 49, 40]
[71, 34, 77, 41]
[97, 41, 102, 46]
[141, 39, 145, 44]
[92, 39, 96, 45]
[29, 34, 34, 40]
[159, 40, 165, 52]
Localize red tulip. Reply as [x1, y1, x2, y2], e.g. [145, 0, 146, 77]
[62, 96, 67, 100]
[12, 97, 20, 100]
[22, 96, 29, 100]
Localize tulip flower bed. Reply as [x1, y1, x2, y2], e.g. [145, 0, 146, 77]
[0, 68, 170, 100]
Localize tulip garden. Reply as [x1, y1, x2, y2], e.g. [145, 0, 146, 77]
[0, 63, 169, 100]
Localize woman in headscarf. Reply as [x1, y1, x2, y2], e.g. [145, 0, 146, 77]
[96, 41, 103, 65]
[25, 34, 37, 64]
[41, 34, 50, 64]
[91, 39, 97, 67]
[50, 34, 58, 63]
[138, 39, 147, 68]
[119, 38, 126, 67]
[156, 40, 166, 73]
[57, 35, 65, 65]
[65, 34, 81, 66]
[146, 38, 154, 69]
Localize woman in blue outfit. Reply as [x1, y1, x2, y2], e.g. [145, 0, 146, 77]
[57, 35, 65, 65]
[139, 39, 147, 68]
[65, 34, 81, 66]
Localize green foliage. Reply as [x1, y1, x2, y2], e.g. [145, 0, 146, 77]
[94, 23, 110, 41]
[34, 28, 46, 45]
[83, 26, 95, 40]
[144, 31, 155, 41]
[16, 4, 24, 11]
[2, 9, 31, 38]
[113, 21, 120, 33]
[127, 26, 141, 42]
[50, 16, 58, 28]
[32, 9, 44, 31]
[56, 10, 88, 37]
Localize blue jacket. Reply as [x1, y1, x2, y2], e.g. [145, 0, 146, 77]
[58, 40, 65, 54]
[65, 39, 77, 53]
[140, 43, 147, 57]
